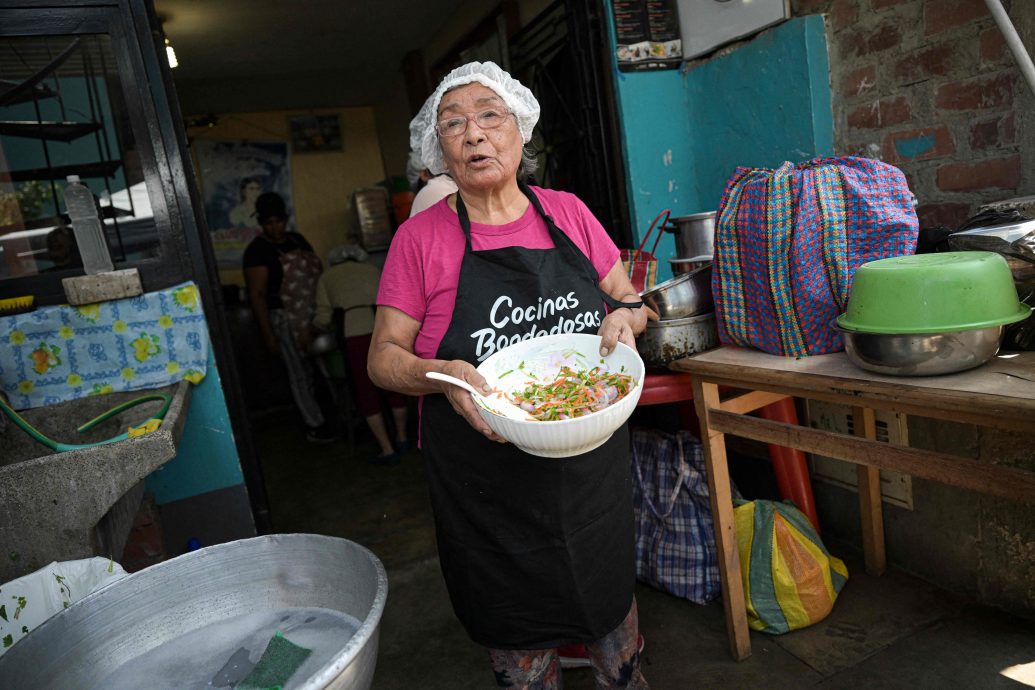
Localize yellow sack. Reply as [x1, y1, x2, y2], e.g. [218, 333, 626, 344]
[734, 500, 848, 634]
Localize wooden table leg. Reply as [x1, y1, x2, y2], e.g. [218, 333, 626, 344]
[693, 378, 752, 660]
[852, 406, 887, 576]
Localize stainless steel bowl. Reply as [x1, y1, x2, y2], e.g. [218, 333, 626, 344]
[640, 264, 713, 319]
[835, 324, 1005, 376]
[636, 312, 719, 367]
[0, 535, 388, 690]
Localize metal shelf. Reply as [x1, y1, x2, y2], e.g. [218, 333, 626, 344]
[2, 159, 121, 183]
[0, 120, 102, 142]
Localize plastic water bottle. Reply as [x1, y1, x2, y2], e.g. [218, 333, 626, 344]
[63, 175, 113, 274]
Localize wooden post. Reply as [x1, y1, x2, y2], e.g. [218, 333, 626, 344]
[693, 378, 752, 660]
[852, 406, 886, 576]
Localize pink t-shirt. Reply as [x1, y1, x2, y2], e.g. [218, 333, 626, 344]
[377, 186, 621, 360]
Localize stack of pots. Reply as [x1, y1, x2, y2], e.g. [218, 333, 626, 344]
[635, 211, 720, 367]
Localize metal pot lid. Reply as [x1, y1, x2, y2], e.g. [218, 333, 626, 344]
[952, 218, 1035, 243]
[669, 255, 713, 264]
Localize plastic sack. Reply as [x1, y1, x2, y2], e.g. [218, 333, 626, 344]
[631, 429, 736, 604]
[0, 557, 127, 655]
[734, 500, 848, 634]
[713, 156, 918, 356]
[621, 209, 669, 293]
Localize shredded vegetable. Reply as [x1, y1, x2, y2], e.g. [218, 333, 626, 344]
[507, 365, 634, 421]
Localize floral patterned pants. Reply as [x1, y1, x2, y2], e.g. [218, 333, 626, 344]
[488, 599, 649, 689]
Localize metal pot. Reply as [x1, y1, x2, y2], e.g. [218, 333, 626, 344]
[640, 264, 713, 320]
[0, 535, 388, 690]
[665, 211, 715, 261]
[636, 312, 719, 367]
[834, 323, 1006, 376]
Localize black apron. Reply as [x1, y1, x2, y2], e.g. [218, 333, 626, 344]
[421, 182, 640, 650]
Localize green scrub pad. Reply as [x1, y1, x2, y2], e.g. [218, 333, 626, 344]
[236, 631, 312, 690]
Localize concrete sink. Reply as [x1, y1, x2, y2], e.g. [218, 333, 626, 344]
[0, 382, 191, 583]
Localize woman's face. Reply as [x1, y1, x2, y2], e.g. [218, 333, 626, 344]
[437, 83, 522, 193]
[259, 215, 288, 243]
[243, 181, 262, 203]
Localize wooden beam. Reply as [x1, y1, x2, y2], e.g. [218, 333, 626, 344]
[719, 390, 790, 415]
[852, 407, 886, 576]
[708, 410, 1035, 504]
[693, 379, 753, 660]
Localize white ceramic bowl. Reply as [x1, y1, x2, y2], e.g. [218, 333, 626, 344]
[474, 333, 645, 458]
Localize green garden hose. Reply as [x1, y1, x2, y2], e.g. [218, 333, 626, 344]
[0, 393, 172, 453]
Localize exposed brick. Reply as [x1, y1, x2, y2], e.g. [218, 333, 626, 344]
[936, 156, 1022, 192]
[830, 0, 859, 32]
[925, 0, 988, 36]
[980, 27, 1007, 65]
[882, 126, 955, 163]
[893, 42, 957, 84]
[917, 202, 971, 229]
[1002, 113, 1016, 145]
[841, 64, 877, 99]
[846, 96, 912, 129]
[969, 120, 999, 150]
[935, 73, 1014, 111]
[872, 0, 907, 8]
[842, 22, 902, 59]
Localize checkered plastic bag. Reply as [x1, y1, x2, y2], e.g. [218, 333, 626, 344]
[621, 209, 670, 293]
[631, 429, 738, 604]
[713, 157, 918, 356]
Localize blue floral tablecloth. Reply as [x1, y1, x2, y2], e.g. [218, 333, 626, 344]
[0, 282, 208, 410]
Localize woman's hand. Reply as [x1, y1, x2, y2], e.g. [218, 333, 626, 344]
[437, 359, 508, 443]
[598, 308, 640, 356]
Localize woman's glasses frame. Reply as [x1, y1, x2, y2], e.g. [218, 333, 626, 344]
[435, 107, 514, 138]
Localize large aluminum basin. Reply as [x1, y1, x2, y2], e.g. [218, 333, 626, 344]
[0, 534, 387, 690]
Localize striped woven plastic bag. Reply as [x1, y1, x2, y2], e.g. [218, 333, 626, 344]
[713, 157, 918, 356]
[734, 499, 848, 634]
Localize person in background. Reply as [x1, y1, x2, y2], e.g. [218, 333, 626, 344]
[312, 244, 409, 465]
[243, 192, 335, 443]
[369, 61, 651, 689]
[229, 177, 263, 228]
[407, 113, 458, 218]
[42, 224, 83, 272]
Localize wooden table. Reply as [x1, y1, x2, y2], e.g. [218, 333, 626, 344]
[670, 347, 1035, 660]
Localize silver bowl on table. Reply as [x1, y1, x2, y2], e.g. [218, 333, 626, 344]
[834, 324, 1007, 376]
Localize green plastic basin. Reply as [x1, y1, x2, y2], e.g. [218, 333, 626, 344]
[837, 251, 1031, 334]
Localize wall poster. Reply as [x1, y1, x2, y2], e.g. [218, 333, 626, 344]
[288, 114, 343, 153]
[613, 0, 682, 71]
[193, 139, 294, 268]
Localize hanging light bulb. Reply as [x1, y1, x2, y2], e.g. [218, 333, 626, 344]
[165, 37, 178, 69]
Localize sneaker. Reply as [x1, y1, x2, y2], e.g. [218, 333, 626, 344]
[305, 425, 338, 444]
[558, 634, 644, 670]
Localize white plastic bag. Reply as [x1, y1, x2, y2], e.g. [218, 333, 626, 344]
[0, 557, 127, 655]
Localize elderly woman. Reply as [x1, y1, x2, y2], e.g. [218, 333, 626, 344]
[369, 62, 651, 689]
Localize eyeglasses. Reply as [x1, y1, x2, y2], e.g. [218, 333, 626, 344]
[435, 107, 512, 137]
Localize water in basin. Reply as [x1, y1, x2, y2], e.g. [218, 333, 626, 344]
[96, 606, 363, 690]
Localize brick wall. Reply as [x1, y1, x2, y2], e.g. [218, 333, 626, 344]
[791, 0, 1033, 229]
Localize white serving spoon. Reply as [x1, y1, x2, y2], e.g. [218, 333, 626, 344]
[425, 371, 534, 421]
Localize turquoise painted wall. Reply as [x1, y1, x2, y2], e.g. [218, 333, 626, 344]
[145, 342, 245, 504]
[605, 8, 834, 282]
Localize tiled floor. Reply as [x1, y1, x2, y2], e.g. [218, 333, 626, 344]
[257, 414, 1035, 689]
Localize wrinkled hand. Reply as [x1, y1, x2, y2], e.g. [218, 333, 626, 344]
[598, 308, 639, 356]
[437, 360, 507, 443]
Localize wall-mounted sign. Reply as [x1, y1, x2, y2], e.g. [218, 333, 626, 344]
[613, 0, 682, 72]
[676, 0, 790, 60]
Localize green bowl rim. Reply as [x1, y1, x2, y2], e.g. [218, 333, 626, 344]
[835, 305, 1032, 334]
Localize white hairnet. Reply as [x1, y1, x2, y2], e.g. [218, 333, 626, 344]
[409, 61, 540, 175]
[328, 243, 369, 266]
